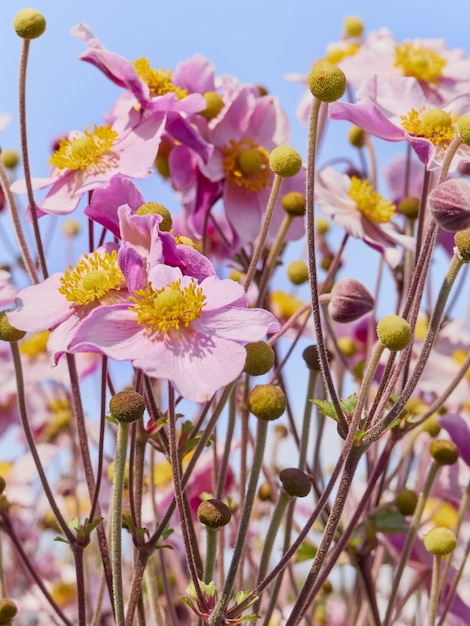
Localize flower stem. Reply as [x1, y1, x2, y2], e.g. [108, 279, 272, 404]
[428, 555, 442, 626]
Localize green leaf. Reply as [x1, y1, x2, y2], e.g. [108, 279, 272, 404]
[294, 541, 317, 562]
[311, 393, 357, 422]
[367, 505, 408, 534]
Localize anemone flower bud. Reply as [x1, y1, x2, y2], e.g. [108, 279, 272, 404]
[377, 315, 411, 351]
[136, 202, 172, 231]
[282, 191, 305, 216]
[429, 178, 470, 232]
[1, 150, 20, 170]
[269, 146, 302, 177]
[13, 9, 46, 39]
[454, 229, 470, 261]
[423, 527, 457, 556]
[279, 468, 311, 497]
[343, 15, 364, 37]
[307, 61, 346, 103]
[0, 311, 26, 342]
[302, 344, 333, 371]
[248, 384, 286, 421]
[429, 439, 459, 466]
[197, 499, 232, 528]
[199, 91, 224, 120]
[0, 599, 17, 624]
[244, 341, 275, 376]
[329, 278, 374, 323]
[109, 391, 145, 424]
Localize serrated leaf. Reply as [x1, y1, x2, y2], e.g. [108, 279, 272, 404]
[311, 394, 357, 421]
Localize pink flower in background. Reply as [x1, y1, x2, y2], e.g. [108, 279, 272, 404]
[0, 270, 18, 306]
[68, 264, 280, 402]
[11, 112, 166, 216]
[329, 75, 470, 170]
[315, 166, 414, 267]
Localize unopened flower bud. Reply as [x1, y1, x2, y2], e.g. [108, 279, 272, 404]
[1, 150, 20, 170]
[396, 488, 418, 516]
[197, 499, 231, 528]
[199, 91, 224, 120]
[13, 9, 46, 39]
[348, 125, 366, 148]
[377, 315, 411, 351]
[274, 424, 288, 438]
[0, 312, 26, 342]
[287, 260, 309, 285]
[61, 219, 81, 238]
[429, 179, 470, 232]
[457, 115, 470, 146]
[399, 196, 420, 220]
[109, 391, 145, 424]
[248, 384, 286, 421]
[316, 217, 330, 234]
[423, 527, 457, 556]
[420, 415, 441, 437]
[269, 146, 302, 178]
[258, 481, 273, 501]
[0, 599, 17, 624]
[343, 15, 364, 38]
[329, 278, 374, 323]
[279, 468, 311, 497]
[307, 61, 346, 103]
[429, 439, 459, 465]
[282, 191, 305, 216]
[302, 344, 333, 371]
[244, 341, 275, 376]
[337, 337, 357, 357]
[454, 229, 470, 261]
[136, 202, 172, 231]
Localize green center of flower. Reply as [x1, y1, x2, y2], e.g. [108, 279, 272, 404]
[59, 250, 124, 305]
[401, 107, 457, 146]
[132, 57, 188, 99]
[130, 279, 206, 335]
[394, 42, 447, 83]
[49, 125, 119, 171]
[348, 176, 396, 223]
[222, 139, 270, 192]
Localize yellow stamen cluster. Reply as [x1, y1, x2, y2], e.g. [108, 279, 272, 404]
[49, 125, 119, 172]
[59, 250, 124, 305]
[325, 42, 360, 65]
[347, 176, 396, 223]
[394, 42, 447, 83]
[130, 279, 206, 336]
[132, 57, 188, 99]
[222, 139, 271, 192]
[401, 107, 457, 146]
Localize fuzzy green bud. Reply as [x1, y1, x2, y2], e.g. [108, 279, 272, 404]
[420, 415, 441, 437]
[337, 337, 357, 357]
[377, 315, 411, 351]
[454, 229, 470, 261]
[0, 599, 17, 624]
[0, 312, 26, 342]
[395, 488, 418, 516]
[61, 219, 81, 238]
[197, 499, 231, 528]
[348, 125, 366, 148]
[287, 260, 309, 285]
[316, 217, 330, 234]
[307, 61, 346, 103]
[457, 115, 470, 146]
[109, 390, 145, 424]
[423, 527, 457, 556]
[279, 468, 311, 497]
[199, 91, 224, 119]
[1, 150, 20, 170]
[269, 146, 302, 178]
[136, 202, 172, 232]
[399, 196, 420, 220]
[258, 481, 273, 502]
[281, 191, 306, 216]
[429, 439, 459, 466]
[244, 341, 275, 376]
[343, 15, 364, 38]
[248, 384, 286, 421]
[13, 9, 46, 39]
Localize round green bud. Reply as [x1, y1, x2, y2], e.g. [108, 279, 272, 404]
[269, 146, 302, 178]
[457, 115, 470, 146]
[0, 599, 17, 624]
[399, 196, 420, 220]
[244, 341, 275, 376]
[377, 315, 411, 351]
[248, 384, 286, 421]
[0, 476, 5, 494]
[274, 424, 288, 438]
[316, 217, 330, 234]
[337, 337, 357, 357]
[13, 9, 46, 39]
[420, 415, 441, 437]
[454, 229, 470, 261]
[343, 15, 364, 38]
[136, 202, 172, 232]
[281, 191, 306, 216]
[0, 312, 26, 342]
[197, 499, 231, 528]
[1, 150, 20, 170]
[348, 125, 366, 148]
[307, 61, 346, 103]
[61, 219, 81, 238]
[279, 468, 311, 497]
[199, 91, 224, 120]
[258, 481, 273, 502]
[429, 439, 459, 466]
[109, 390, 145, 424]
[395, 488, 418, 516]
[287, 260, 309, 285]
[423, 527, 457, 556]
